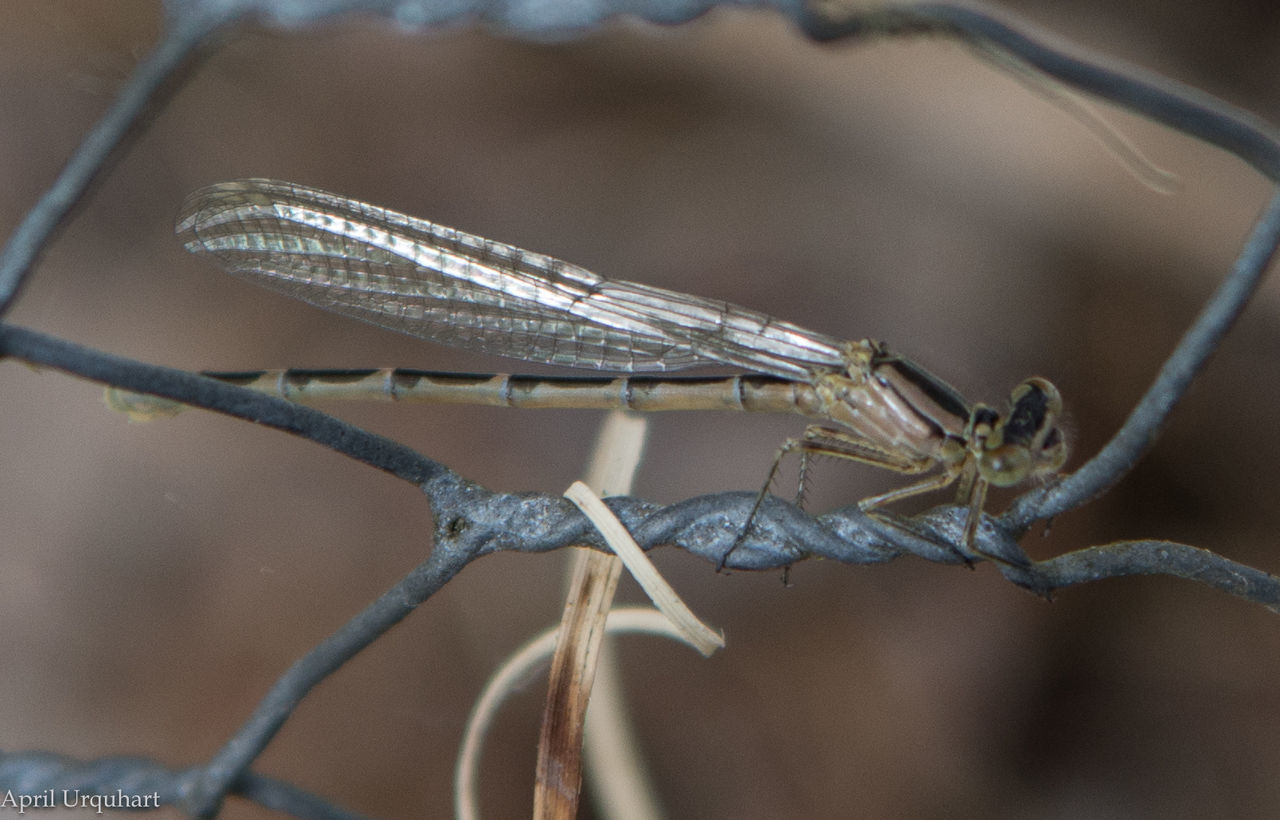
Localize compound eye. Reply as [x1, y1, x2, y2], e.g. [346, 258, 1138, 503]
[1035, 427, 1070, 475]
[978, 444, 1032, 487]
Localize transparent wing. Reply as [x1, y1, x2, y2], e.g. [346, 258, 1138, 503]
[176, 179, 849, 379]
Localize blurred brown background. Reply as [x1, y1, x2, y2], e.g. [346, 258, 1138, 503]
[3, 1, 1280, 816]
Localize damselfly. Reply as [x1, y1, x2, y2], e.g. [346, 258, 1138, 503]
[175, 179, 1068, 552]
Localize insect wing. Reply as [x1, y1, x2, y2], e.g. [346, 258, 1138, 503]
[176, 179, 847, 379]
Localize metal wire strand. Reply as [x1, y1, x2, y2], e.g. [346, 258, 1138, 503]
[3, 2, 1280, 818]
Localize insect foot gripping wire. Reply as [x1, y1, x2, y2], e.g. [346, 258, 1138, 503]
[174, 179, 1069, 572]
[727, 346, 1068, 570]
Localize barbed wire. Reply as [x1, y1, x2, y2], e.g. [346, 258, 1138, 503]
[2, 1, 1279, 817]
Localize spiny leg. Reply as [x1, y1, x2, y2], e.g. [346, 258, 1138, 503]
[960, 475, 990, 548]
[719, 434, 808, 571]
[720, 425, 932, 571]
[796, 447, 814, 508]
[857, 467, 964, 511]
[854, 465, 975, 566]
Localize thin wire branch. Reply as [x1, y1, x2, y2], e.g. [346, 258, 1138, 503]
[162, 0, 766, 32]
[0, 324, 445, 486]
[0, 12, 218, 316]
[802, 2, 1280, 180]
[1004, 190, 1280, 529]
[182, 545, 472, 817]
[1034, 541, 1280, 613]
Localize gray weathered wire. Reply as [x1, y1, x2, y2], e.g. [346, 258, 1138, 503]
[3, 1, 1280, 818]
